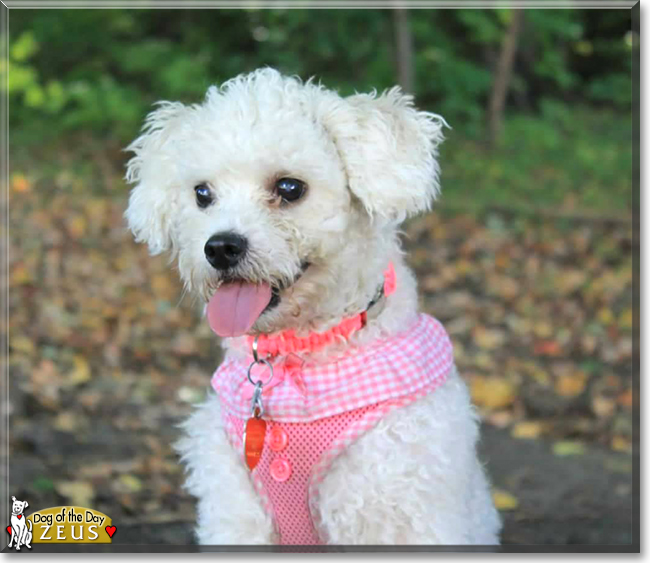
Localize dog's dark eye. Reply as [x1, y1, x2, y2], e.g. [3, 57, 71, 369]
[275, 177, 306, 203]
[194, 183, 213, 208]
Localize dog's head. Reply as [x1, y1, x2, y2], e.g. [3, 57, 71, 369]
[125, 68, 446, 335]
[11, 497, 28, 515]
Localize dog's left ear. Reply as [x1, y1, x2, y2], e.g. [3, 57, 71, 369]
[23, 502, 28, 508]
[321, 87, 447, 222]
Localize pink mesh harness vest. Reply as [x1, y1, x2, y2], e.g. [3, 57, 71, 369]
[212, 314, 453, 545]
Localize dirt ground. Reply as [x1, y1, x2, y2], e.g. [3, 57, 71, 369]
[7, 182, 636, 549]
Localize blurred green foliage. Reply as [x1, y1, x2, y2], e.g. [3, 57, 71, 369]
[6, 8, 633, 212]
[441, 103, 632, 213]
[7, 9, 632, 141]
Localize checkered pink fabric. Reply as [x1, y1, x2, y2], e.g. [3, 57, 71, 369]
[212, 314, 453, 423]
[214, 314, 454, 545]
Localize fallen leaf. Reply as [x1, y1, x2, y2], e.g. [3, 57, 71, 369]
[471, 376, 516, 410]
[532, 321, 554, 339]
[177, 386, 205, 404]
[473, 327, 506, 350]
[555, 371, 587, 397]
[591, 395, 616, 418]
[171, 332, 198, 356]
[617, 389, 633, 409]
[78, 463, 115, 479]
[597, 307, 615, 326]
[56, 481, 94, 506]
[118, 474, 143, 493]
[486, 410, 514, 428]
[473, 352, 496, 370]
[10, 336, 35, 355]
[455, 259, 474, 276]
[53, 412, 79, 432]
[580, 334, 598, 354]
[533, 340, 563, 357]
[521, 361, 551, 386]
[11, 263, 33, 285]
[556, 269, 587, 295]
[67, 214, 87, 239]
[67, 355, 91, 386]
[618, 308, 633, 330]
[151, 273, 176, 300]
[511, 421, 544, 439]
[487, 274, 520, 301]
[79, 390, 102, 411]
[492, 489, 519, 511]
[611, 436, 632, 454]
[553, 441, 586, 456]
[494, 250, 510, 270]
[11, 172, 31, 193]
[506, 315, 532, 336]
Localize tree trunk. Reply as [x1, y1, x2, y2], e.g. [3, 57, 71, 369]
[487, 9, 525, 146]
[393, 8, 414, 94]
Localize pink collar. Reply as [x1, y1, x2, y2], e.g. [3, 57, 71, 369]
[246, 263, 397, 360]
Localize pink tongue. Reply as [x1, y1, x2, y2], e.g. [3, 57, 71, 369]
[207, 281, 272, 337]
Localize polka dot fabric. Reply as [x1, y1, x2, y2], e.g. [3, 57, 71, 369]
[216, 314, 453, 545]
[228, 406, 384, 544]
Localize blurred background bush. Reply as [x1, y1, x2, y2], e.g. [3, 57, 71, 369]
[6, 7, 635, 547]
[7, 8, 633, 211]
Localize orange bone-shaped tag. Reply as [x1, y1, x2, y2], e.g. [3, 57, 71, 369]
[244, 417, 267, 470]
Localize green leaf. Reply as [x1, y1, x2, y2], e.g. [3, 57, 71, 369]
[11, 31, 39, 62]
[24, 84, 45, 108]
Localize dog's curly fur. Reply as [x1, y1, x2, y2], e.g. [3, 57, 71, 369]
[125, 68, 501, 545]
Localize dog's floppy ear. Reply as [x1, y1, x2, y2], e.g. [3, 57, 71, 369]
[125, 102, 189, 255]
[321, 87, 447, 222]
[11, 496, 15, 502]
[23, 502, 28, 509]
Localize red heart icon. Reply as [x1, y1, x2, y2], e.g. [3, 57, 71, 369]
[17, 515, 22, 520]
[6, 526, 11, 535]
[105, 525, 116, 539]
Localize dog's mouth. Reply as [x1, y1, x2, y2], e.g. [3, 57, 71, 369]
[266, 260, 310, 312]
[206, 261, 310, 338]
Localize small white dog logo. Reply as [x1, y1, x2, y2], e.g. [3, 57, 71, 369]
[7, 496, 32, 550]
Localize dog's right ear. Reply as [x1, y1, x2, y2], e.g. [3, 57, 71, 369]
[314, 86, 447, 223]
[11, 496, 15, 502]
[124, 102, 189, 255]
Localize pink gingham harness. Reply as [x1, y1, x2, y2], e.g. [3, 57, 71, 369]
[212, 314, 453, 545]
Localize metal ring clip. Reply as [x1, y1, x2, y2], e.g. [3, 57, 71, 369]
[247, 357, 274, 388]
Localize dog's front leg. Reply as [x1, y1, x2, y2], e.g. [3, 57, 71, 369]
[176, 393, 277, 545]
[313, 369, 501, 545]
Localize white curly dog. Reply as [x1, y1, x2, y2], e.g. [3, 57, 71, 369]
[125, 68, 501, 546]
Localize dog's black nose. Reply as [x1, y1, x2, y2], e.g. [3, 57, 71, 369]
[204, 232, 248, 270]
